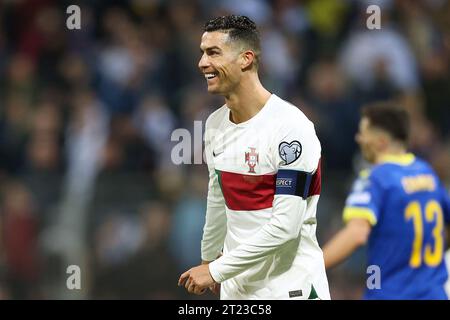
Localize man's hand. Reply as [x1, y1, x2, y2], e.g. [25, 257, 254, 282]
[208, 282, 221, 295]
[202, 260, 221, 295]
[178, 264, 216, 295]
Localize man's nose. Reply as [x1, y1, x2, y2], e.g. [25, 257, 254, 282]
[198, 53, 209, 70]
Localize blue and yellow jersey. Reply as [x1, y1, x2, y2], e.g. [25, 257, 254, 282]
[343, 153, 450, 299]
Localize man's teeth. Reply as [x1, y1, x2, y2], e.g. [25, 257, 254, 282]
[205, 73, 217, 79]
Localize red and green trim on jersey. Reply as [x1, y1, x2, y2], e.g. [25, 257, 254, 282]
[215, 159, 321, 211]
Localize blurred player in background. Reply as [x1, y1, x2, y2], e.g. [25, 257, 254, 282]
[323, 103, 450, 299]
[178, 15, 330, 299]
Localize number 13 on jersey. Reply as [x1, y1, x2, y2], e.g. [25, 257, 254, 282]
[405, 200, 444, 268]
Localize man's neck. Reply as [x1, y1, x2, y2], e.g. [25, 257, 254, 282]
[225, 76, 271, 124]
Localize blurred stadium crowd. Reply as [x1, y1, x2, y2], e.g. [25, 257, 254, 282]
[0, 0, 449, 299]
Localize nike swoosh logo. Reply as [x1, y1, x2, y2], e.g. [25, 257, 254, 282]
[213, 150, 224, 157]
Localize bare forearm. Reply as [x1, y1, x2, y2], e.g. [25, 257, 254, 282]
[323, 227, 364, 269]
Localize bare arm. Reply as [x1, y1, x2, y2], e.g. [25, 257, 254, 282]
[322, 218, 372, 269]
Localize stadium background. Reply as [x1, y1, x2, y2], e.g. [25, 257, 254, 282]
[0, 0, 449, 299]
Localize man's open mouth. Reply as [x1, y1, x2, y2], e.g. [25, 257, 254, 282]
[204, 72, 218, 80]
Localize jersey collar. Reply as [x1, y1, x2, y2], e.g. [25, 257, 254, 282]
[226, 94, 275, 127]
[378, 153, 415, 166]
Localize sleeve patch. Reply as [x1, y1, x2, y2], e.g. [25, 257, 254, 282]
[279, 140, 302, 165]
[346, 192, 371, 206]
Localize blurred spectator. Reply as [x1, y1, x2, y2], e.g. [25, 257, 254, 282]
[304, 58, 359, 170]
[91, 201, 179, 299]
[58, 54, 93, 92]
[129, 201, 179, 299]
[339, 9, 419, 95]
[3, 54, 37, 104]
[65, 89, 109, 197]
[260, 25, 299, 95]
[421, 50, 450, 137]
[169, 169, 207, 272]
[273, 0, 310, 35]
[134, 94, 176, 169]
[0, 94, 31, 174]
[218, 0, 272, 25]
[431, 141, 450, 184]
[1, 180, 41, 299]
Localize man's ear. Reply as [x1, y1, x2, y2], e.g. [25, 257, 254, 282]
[241, 50, 255, 70]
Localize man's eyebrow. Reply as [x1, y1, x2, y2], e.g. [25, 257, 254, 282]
[200, 46, 221, 53]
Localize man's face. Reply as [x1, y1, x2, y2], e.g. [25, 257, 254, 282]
[198, 31, 243, 95]
[355, 117, 384, 163]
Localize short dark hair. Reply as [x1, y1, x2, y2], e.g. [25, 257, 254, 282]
[204, 15, 261, 68]
[362, 102, 410, 144]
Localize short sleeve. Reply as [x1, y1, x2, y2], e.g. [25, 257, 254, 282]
[342, 170, 383, 226]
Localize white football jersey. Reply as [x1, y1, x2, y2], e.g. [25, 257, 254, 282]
[201, 94, 330, 300]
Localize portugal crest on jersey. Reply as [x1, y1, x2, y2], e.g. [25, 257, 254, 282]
[245, 147, 259, 173]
